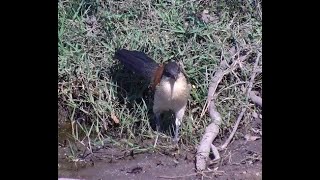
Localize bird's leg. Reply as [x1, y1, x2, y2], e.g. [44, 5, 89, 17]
[153, 112, 161, 148]
[174, 118, 181, 143]
[174, 105, 187, 143]
[155, 112, 160, 132]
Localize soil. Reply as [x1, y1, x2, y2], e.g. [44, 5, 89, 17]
[58, 105, 262, 180]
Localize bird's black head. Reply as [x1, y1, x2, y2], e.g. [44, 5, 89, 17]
[163, 61, 180, 80]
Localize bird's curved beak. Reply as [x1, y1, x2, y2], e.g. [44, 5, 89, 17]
[170, 74, 178, 81]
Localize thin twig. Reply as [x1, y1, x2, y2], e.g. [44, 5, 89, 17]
[200, 61, 228, 118]
[200, 60, 230, 118]
[219, 107, 246, 150]
[246, 53, 261, 102]
[219, 52, 261, 150]
[153, 133, 159, 148]
[215, 81, 247, 97]
[200, 50, 252, 118]
[248, 54, 262, 109]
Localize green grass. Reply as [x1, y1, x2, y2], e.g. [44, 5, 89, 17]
[58, 0, 262, 158]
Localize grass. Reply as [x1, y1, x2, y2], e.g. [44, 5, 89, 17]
[58, 0, 262, 160]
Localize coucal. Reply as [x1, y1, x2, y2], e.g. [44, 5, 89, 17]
[114, 49, 190, 144]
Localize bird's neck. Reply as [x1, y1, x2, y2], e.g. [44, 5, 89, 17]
[151, 65, 165, 91]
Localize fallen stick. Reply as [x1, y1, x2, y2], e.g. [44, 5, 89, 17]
[196, 61, 228, 171]
[196, 50, 254, 171]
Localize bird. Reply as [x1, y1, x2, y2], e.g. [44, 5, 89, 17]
[114, 49, 190, 146]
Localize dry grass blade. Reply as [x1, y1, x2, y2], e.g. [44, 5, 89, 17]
[111, 111, 119, 124]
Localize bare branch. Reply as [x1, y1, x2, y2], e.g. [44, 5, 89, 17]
[196, 61, 229, 171]
[219, 52, 261, 150]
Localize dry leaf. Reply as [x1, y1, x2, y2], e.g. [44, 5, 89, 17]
[241, 85, 246, 93]
[111, 112, 119, 124]
[85, 15, 99, 37]
[229, 46, 236, 56]
[238, 55, 247, 62]
[244, 134, 260, 141]
[203, 9, 209, 14]
[251, 128, 262, 136]
[252, 111, 258, 118]
[201, 9, 218, 23]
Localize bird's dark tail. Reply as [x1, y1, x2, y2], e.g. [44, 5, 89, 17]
[114, 49, 160, 80]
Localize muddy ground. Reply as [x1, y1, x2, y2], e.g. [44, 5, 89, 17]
[59, 140, 261, 180]
[58, 106, 262, 180]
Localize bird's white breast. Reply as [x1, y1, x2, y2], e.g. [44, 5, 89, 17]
[153, 73, 190, 113]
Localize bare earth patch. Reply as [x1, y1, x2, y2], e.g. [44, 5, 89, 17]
[59, 138, 261, 180]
